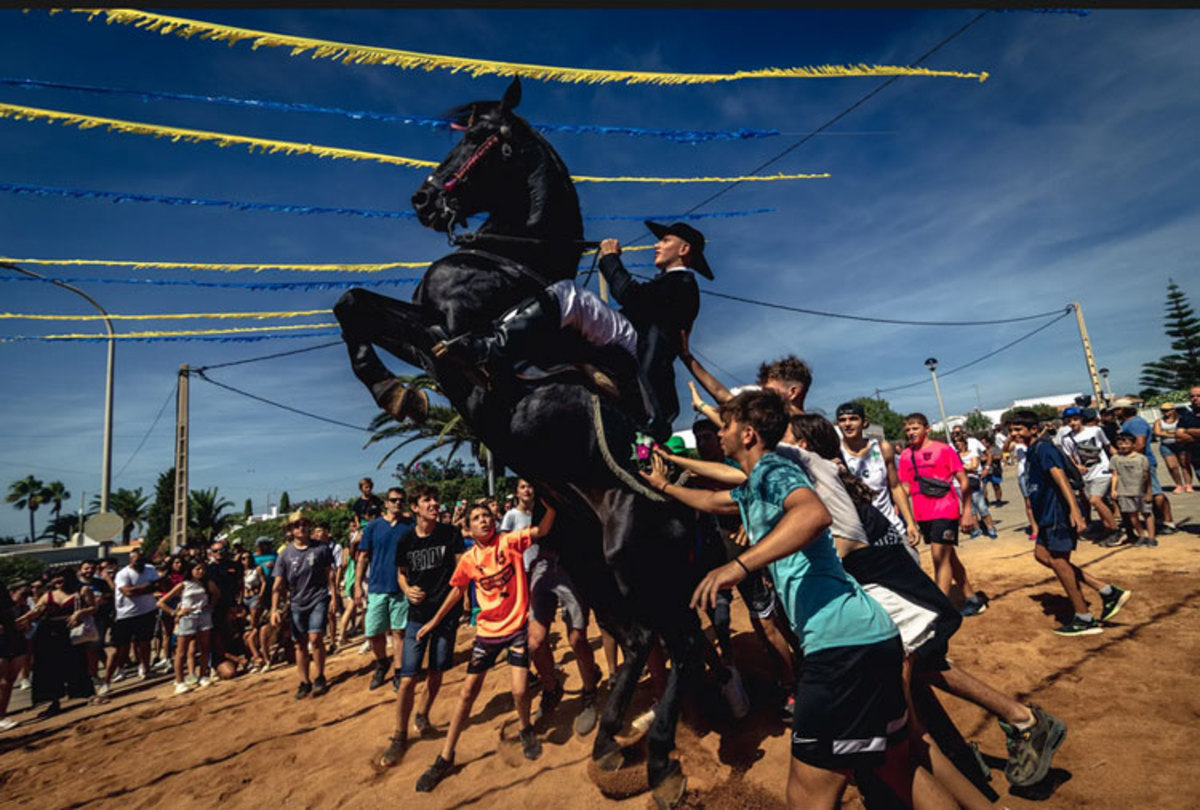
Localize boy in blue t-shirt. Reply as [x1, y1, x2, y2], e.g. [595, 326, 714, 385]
[644, 389, 911, 807]
[1008, 410, 1131, 637]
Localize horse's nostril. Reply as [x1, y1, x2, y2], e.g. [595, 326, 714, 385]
[412, 190, 429, 208]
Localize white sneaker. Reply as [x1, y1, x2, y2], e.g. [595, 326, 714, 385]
[198, 676, 212, 688]
[357, 640, 371, 655]
[138, 664, 148, 680]
[153, 658, 171, 672]
[110, 670, 126, 683]
[16, 677, 30, 690]
[184, 674, 199, 687]
[0, 717, 18, 731]
[173, 682, 191, 696]
[96, 682, 111, 696]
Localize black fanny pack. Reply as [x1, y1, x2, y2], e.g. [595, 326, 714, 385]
[909, 447, 954, 498]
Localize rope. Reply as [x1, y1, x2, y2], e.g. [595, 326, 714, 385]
[590, 394, 666, 503]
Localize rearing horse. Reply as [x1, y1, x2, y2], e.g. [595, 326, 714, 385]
[334, 78, 704, 807]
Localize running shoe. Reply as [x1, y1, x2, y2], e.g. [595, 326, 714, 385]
[198, 676, 212, 688]
[415, 754, 454, 792]
[1052, 616, 1103, 636]
[138, 664, 148, 680]
[575, 689, 599, 737]
[95, 682, 111, 696]
[998, 704, 1067, 787]
[414, 712, 431, 735]
[152, 657, 171, 673]
[520, 725, 543, 760]
[1099, 586, 1132, 622]
[369, 662, 390, 690]
[184, 674, 199, 687]
[16, 677, 30, 690]
[357, 640, 372, 655]
[969, 529, 983, 539]
[379, 734, 406, 769]
[0, 717, 18, 731]
[986, 528, 998, 539]
[960, 594, 989, 617]
[295, 681, 313, 700]
[1160, 521, 1178, 534]
[1099, 531, 1125, 548]
[1134, 537, 1155, 548]
[173, 682, 191, 696]
[312, 675, 329, 697]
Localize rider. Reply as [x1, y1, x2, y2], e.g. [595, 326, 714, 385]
[437, 221, 711, 442]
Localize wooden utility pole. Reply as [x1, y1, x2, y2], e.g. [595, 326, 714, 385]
[170, 365, 190, 552]
[1072, 302, 1106, 407]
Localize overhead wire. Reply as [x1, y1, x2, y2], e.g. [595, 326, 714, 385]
[192, 369, 373, 433]
[113, 382, 175, 481]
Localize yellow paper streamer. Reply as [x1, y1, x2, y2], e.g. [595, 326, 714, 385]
[9, 322, 339, 340]
[0, 102, 830, 184]
[62, 8, 988, 85]
[0, 247, 655, 274]
[0, 309, 331, 321]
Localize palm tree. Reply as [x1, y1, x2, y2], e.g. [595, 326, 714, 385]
[6, 475, 46, 543]
[91, 487, 150, 544]
[42, 480, 71, 543]
[189, 487, 235, 545]
[363, 374, 484, 472]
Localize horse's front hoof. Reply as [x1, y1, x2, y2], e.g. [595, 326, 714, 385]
[376, 380, 429, 423]
[650, 760, 687, 810]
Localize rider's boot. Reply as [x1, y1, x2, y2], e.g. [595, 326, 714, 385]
[433, 296, 560, 387]
[371, 378, 430, 423]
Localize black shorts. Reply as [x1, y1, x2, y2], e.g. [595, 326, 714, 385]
[917, 519, 959, 547]
[467, 627, 529, 675]
[112, 611, 157, 646]
[792, 635, 908, 770]
[1036, 522, 1078, 554]
[0, 630, 26, 660]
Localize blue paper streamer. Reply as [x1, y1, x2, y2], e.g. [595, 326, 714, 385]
[0, 79, 780, 144]
[996, 8, 1092, 16]
[0, 274, 420, 290]
[0, 182, 773, 223]
[0, 330, 344, 344]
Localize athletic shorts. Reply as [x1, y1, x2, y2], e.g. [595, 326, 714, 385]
[1085, 475, 1112, 499]
[985, 471, 1003, 484]
[792, 635, 908, 770]
[917, 519, 959, 546]
[176, 610, 214, 636]
[401, 606, 461, 677]
[841, 546, 958, 673]
[364, 591, 408, 637]
[1036, 522, 1078, 554]
[736, 569, 777, 619]
[529, 556, 588, 630]
[290, 601, 329, 638]
[1117, 495, 1151, 515]
[467, 627, 529, 675]
[112, 611, 157, 646]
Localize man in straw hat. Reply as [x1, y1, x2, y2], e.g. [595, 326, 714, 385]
[435, 221, 712, 442]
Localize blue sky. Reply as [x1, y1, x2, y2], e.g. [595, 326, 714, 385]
[2, 9, 1198, 539]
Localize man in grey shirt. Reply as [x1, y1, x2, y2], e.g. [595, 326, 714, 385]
[272, 512, 338, 700]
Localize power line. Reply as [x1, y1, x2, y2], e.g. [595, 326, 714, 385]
[876, 308, 1074, 394]
[702, 291, 1070, 327]
[193, 340, 342, 373]
[113, 382, 175, 482]
[192, 370, 373, 433]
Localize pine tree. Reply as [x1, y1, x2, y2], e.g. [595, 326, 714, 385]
[279, 491, 291, 512]
[1140, 280, 1200, 395]
[244, 498, 253, 518]
[143, 468, 175, 559]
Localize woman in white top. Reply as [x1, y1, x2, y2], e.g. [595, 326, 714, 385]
[953, 436, 998, 539]
[157, 562, 219, 695]
[1154, 403, 1194, 492]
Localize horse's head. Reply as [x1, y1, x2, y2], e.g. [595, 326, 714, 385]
[413, 78, 537, 232]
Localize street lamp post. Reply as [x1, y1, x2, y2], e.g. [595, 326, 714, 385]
[925, 358, 952, 438]
[1098, 367, 1115, 404]
[3, 262, 116, 518]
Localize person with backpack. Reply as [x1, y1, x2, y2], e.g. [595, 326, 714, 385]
[1007, 410, 1132, 636]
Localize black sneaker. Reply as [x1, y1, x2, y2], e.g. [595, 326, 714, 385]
[414, 711, 431, 735]
[1052, 615, 1102, 636]
[378, 734, 407, 769]
[960, 594, 988, 618]
[392, 671, 403, 693]
[1099, 586, 1132, 622]
[520, 725, 543, 760]
[369, 662, 390, 690]
[574, 689, 599, 737]
[415, 754, 454, 792]
[1099, 531, 1125, 548]
[295, 681, 312, 700]
[534, 678, 563, 723]
[312, 675, 329, 697]
[998, 704, 1067, 787]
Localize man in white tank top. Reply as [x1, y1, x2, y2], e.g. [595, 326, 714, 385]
[836, 402, 920, 548]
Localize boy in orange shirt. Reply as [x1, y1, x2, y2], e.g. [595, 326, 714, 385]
[413, 499, 557, 793]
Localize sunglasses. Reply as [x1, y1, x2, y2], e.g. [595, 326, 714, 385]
[386, 497, 404, 502]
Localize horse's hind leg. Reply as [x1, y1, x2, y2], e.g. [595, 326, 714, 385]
[592, 621, 654, 770]
[333, 288, 437, 400]
[645, 617, 704, 808]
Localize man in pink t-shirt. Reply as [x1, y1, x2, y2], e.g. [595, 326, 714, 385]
[897, 413, 987, 617]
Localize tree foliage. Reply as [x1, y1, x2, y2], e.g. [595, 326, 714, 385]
[143, 468, 175, 559]
[189, 487, 235, 544]
[850, 397, 906, 441]
[0, 554, 46, 585]
[963, 411, 994, 434]
[1140, 280, 1200, 395]
[999, 403, 1061, 425]
[397, 457, 511, 509]
[6, 475, 46, 544]
[279, 491, 291, 513]
[92, 488, 149, 544]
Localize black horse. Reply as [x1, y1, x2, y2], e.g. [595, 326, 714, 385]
[334, 78, 706, 807]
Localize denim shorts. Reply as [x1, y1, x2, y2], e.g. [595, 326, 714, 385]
[290, 600, 329, 638]
[400, 606, 461, 677]
[176, 610, 213, 636]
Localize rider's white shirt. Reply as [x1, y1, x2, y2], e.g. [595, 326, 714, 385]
[545, 280, 638, 356]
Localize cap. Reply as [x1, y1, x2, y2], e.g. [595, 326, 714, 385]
[664, 435, 688, 454]
[836, 401, 866, 418]
[1111, 397, 1137, 408]
[1062, 406, 1082, 418]
[644, 220, 713, 280]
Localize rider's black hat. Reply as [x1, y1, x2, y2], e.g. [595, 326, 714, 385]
[644, 221, 713, 280]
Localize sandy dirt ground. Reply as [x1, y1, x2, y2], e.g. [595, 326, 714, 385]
[2, 493, 1198, 809]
